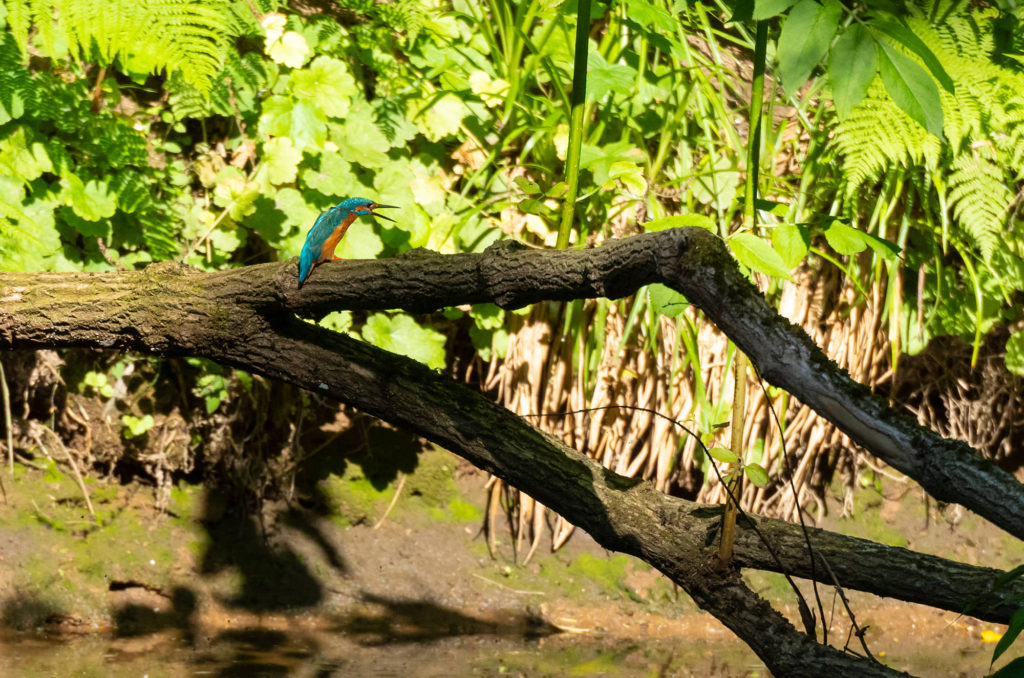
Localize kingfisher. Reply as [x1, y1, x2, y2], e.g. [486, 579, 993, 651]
[297, 197, 397, 287]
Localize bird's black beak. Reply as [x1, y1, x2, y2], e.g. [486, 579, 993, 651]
[369, 204, 397, 222]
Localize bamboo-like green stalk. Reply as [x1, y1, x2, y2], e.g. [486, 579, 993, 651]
[720, 20, 767, 565]
[556, 0, 590, 250]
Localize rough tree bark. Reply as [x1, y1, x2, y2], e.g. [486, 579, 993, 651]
[2, 227, 1022, 676]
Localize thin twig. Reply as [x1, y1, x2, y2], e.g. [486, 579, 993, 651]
[34, 429, 95, 520]
[1, 359, 12, 475]
[818, 551, 880, 664]
[471, 573, 545, 595]
[372, 473, 406, 530]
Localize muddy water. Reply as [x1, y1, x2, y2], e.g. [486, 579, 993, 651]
[0, 627, 764, 677]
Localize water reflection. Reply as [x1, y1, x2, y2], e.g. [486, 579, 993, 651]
[0, 614, 764, 677]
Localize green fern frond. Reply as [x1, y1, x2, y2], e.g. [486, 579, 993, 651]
[0, 31, 36, 121]
[108, 170, 151, 214]
[4, 0, 237, 93]
[947, 151, 1012, 261]
[833, 3, 1023, 264]
[168, 49, 272, 120]
[833, 80, 938, 195]
[138, 208, 180, 260]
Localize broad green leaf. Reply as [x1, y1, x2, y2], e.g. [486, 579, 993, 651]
[469, 325, 495, 361]
[0, 175, 29, 223]
[587, 50, 637, 101]
[771, 223, 810, 269]
[606, 160, 647, 194]
[470, 303, 504, 330]
[0, 128, 51, 182]
[331, 103, 390, 169]
[729, 232, 794, 280]
[1006, 331, 1024, 376]
[708, 447, 740, 464]
[823, 220, 868, 255]
[829, 25, 877, 119]
[336, 221, 384, 259]
[268, 31, 309, 68]
[878, 41, 943, 138]
[362, 313, 447, 370]
[644, 214, 716, 232]
[319, 310, 353, 334]
[992, 606, 1024, 665]
[409, 93, 467, 142]
[301, 153, 361, 198]
[744, 463, 770, 487]
[209, 224, 243, 255]
[212, 166, 259, 219]
[274, 187, 320, 232]
[373, 161, 416, 207]
[514, 176, 542, 195]
[289, 56, 356, 119]
[777, 0, 843, 97]
[468, 70, 509, 107]
[861, 231, 901, 261]
[259, 96, 327, 151]
[546, 182, 568, 198]
[409, 160, 447, 212]
[871, 19, 954, 93]
[262, 137, 302, 185]
[648, 283, 688, 318]
[692, 155, 739, 211]
[625, 0, 677, 31]
[753, 198, 791, 217]
[823, 220, 900, 261]
[62, 174, 116, 221]
[64, 211, 109, 239]
[289, 100, 329, 151]
[753, 0, 800, 20]
[492, 327, 509, 359]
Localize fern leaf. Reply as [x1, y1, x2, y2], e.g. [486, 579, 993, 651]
[8, 0, 237, 94]
[947, 152, 1011, 261]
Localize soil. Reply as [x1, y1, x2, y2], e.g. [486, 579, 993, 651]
[0, 442, 1021, 677]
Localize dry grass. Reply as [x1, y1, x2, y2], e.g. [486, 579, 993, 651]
[482, 259, 897, 558]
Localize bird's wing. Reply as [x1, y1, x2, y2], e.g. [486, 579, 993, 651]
[304, 206, 344, 252]
[299, 206, 344, 285]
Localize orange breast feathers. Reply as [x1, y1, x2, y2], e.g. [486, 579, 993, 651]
[317, 211, 358, 262]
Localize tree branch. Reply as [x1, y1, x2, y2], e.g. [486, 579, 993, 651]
[4, 228, 1021, 539]
[2, 227, 1021, 675]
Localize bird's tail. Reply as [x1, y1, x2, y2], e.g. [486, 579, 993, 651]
[298, 246, 315, 288]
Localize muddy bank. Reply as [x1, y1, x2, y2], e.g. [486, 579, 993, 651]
[0, 444, 1019, 676]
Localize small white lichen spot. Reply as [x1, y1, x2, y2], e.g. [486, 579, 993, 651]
[318, 383, 329, 390]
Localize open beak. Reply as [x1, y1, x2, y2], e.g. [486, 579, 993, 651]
[368, 204, 397, 222]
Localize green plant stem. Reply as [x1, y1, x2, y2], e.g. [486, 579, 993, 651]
[720, 20, 767, 566]
[743, 21, 767, 230]
[556, 0, 590, 250]
[718, 350, 747, 565]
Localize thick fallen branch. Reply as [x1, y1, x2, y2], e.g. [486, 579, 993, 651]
[4, 228, 1020, 539]
[2, 227, 1021, 675]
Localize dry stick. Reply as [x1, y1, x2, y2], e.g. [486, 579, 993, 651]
[471, 573, 545, 595]
[718, 350, 748, 566]
[372, 472, 406, 529]
[1, 359, 12, 474]
[34, 430, 95, 519]
[754, 374, 837, 651]
[818, 550, 879, 663]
